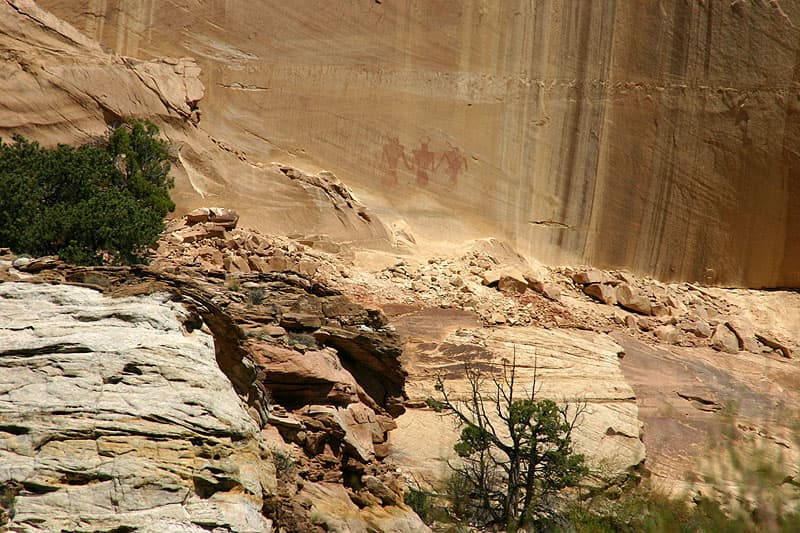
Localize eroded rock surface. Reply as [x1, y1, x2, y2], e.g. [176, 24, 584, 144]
[0, 0, 393, 250]
[388, 314, 645, 488]
[0, 230, 428, 532]
[0, 282, 273, 532]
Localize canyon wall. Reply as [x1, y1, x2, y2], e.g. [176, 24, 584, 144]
[30, 1, 800, 287]
[0, 0, 391, 246]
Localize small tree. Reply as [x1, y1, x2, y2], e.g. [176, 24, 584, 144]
[0, 119, 174, 265]
[434, 352, 587, 531]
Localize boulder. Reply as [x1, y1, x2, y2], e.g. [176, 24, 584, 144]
[710, 324, 740, 354]
[686, 320, 712, 339]
[13, 256, 59, 272]
[208, 207, 239, 229]
[616, 283, 653, 315]
[755, 332, 793, 358]
[497, 274, 528, 293]
[531, 280, 562, 302]
[654, 325, 681, 344]
[650, 303, 670, 318]
[339, 403, 380, 461]
[173, 224, 225, 243]
[280, 312, 323, 330]
[247, 255, 269, 273]
[254, 345, 360, 406]
[572, 269, 607, 285]
[298, 259, 320, 277]
[614, 271, 637, 286]
[489, 312, 507, 325]
[726, 319, 760, 352]
[583, 283, 616, 305]
[301, 404, 381, 462]
[203, 223, 227, 239]
[261, 325, 287, 337]
[481, 267, 526, 289]
[363, 475, 402, 506]
[297, 482, 429, 533]
[267, 256, 288, 272]
[185, 207, 211, 224]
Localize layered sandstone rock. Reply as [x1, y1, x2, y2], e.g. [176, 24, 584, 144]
[388, 315, 646, 488]
[0, 246, 427, 531]
[0, 0, 200, 145]
[39, 0, 800, 288]
[0, 282, 274, 532]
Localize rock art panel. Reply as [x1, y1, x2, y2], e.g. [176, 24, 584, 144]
[29, 0, 800, 287]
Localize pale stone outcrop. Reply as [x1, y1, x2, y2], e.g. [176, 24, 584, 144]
[0, 282, 274, 532]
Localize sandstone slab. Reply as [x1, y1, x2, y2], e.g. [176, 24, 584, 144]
[710, 324, 740, 354]
[616, 284, 653, 316]
[583, 283, 616, 305]
[390, 315, 645, 487]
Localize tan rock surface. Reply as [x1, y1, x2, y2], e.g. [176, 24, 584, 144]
[39, 0, 800, 288]
[3, 208, 800, 523]
[617, 336, 800, 502]
[0, 234, 430, 531]
[0, 1, 393, 249]
[387, 310, 645, 487]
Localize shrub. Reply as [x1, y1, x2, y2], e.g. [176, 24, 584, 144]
[0, 119, 174, 265]
[405, 486, 436, 523]
[246, 286, 266, 306]
[271, 447, 297, 480]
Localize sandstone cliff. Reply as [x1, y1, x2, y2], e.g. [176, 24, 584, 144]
[0, 0, 392, 248]
[37, 0, 800, 288]
[3, 208, 800, 527]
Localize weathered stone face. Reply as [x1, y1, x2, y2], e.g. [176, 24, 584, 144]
[36, 0, 800, 288]
[388, 315, 646, 487]
[0, 282, 274, 532]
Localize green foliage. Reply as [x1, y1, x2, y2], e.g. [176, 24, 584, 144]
[226, 276, 241, 292]
[405, 487, 436, 524]
[425, 397, 445, 412]
[246, 286, 266, 306]
[0, 119, 174, 265]
[270, 447, 297, 480]
[435, 355, 588, 531]
[562, 489, 796, 533]
[565, 401, 800, 533]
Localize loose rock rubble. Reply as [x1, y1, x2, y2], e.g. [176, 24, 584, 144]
[149, 211, 796, 362]
[568, 267, 794, 358]
[0, 218, 428, 532]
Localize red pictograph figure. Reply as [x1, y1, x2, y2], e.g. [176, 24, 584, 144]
[408, 138, 436, 186]
[437, 141, 468, 186]
[380, 136, 407, 185]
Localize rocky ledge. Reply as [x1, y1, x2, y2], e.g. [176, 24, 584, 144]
[0, 244, 426, 531]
